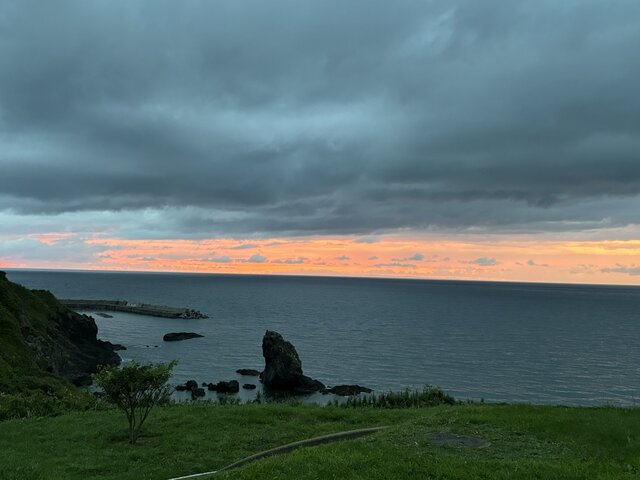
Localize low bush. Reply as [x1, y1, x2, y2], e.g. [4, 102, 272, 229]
[0, 389, 100, 421]
[335, 385, 455, 408]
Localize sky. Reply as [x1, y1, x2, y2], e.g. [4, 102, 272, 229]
[1, 0, 640, 284]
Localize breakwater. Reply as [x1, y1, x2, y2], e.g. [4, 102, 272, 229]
[61, 299, 208, 319]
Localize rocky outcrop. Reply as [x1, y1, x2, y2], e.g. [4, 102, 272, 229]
[162, 332, 204, 342]
[260, 330, 325, 394]
[236, 369, 261, 376]
[185, 380, 198, 391]
[322, 385, 373, 396]
[106, 342, 127, 351]
[191, 388, 206, 398]
[175, 379, 200, 392]
[0, 272, 120, 392]
[215, 380, 240, 393]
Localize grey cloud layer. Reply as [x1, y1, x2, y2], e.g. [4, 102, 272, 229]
[1, 0, 640, 237]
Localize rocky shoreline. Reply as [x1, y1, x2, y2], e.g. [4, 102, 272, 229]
[171, 330, 372, 400]
[1, 269, 370, 400]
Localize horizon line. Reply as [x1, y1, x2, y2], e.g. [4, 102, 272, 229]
[4, 266, 639, 289]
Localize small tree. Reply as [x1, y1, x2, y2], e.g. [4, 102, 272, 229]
[93, 360, 176, 444]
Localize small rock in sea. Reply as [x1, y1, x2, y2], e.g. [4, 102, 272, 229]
[163, 332, 204, 342]
[207, 382, 217, 391]
[94, 312, 114, 318]
[216, 380, 240, 393]
[243, 383, 257, 390]
[191, 388, 206, 398]
[185, 380, 198, 391]
[236, 369, 261, 376]
[175, 385, 188, 392]
[321, 385, 373, 396]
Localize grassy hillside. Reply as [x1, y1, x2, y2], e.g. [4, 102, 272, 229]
[1, 403, 639, 480]
[0, 271, 119, 393]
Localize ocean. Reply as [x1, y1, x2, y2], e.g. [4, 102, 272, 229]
[6, 269, 640, 406]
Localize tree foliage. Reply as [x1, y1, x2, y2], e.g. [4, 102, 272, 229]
[93, 361, 175, 444]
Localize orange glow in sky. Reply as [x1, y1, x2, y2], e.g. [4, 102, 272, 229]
[2, 233, 639, 285]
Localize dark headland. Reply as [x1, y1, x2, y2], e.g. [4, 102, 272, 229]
[0, 271, 120, 389]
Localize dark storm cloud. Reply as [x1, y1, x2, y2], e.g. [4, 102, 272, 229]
[1, 0, 640, 237]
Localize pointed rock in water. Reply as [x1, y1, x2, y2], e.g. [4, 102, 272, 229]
[261, 330, 325, 393]
[162, 332, 204, 342]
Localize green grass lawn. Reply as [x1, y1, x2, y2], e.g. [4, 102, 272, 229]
[1, 403, 639, 480]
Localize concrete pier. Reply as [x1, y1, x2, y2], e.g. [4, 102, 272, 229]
[61, 299, 208, 319]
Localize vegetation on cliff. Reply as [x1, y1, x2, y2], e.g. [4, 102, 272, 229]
[0, 271, 119, 394]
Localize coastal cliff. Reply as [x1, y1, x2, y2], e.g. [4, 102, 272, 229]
[0, 271, 120, 393]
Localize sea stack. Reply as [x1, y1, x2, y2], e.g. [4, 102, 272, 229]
[260, 330, 324, 394]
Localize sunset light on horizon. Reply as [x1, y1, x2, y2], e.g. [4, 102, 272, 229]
[3, 230, 640, 285]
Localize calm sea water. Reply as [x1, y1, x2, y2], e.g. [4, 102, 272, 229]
[6, 269, 640, 406]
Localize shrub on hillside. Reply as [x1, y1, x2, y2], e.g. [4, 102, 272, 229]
[93, 361, 175, 444]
